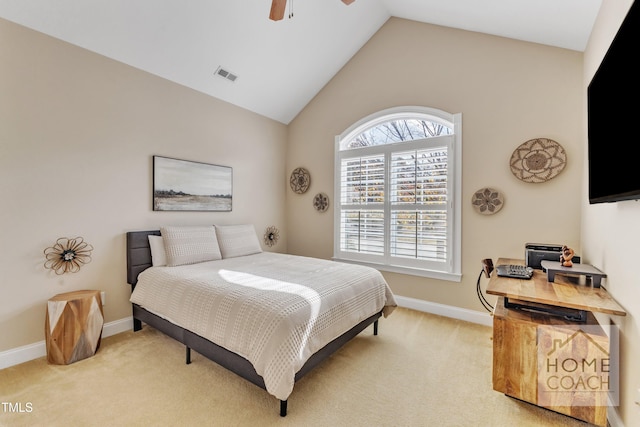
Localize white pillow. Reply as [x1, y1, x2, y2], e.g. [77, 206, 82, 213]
[215, 224, 262, 259]
[161, 226, 222, 267]
[148, 235, 167, 267]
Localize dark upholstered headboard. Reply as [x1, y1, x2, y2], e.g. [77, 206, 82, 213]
[126, 230, 161, 287]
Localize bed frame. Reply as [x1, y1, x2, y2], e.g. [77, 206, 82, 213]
[126, 230, 382, 416]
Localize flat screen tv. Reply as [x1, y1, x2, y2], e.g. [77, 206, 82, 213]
[587, 0, 640, 204]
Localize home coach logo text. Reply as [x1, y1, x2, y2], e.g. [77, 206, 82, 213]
[545, 344, 609, 391]
[537, 325, 616, 407]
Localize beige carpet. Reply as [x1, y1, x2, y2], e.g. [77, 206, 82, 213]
[0, 308, 590, 426]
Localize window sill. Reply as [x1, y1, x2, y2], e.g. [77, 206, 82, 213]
[332, 257, 462, 282]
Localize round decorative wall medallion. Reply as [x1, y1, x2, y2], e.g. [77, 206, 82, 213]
[510, 138, 566, 183]
[289, 167, 311, 194]
[263, 226, 280, 247]
[313, 192, 329, 212]
[44, 237, 93, 274]
[471, 187, 504, 215]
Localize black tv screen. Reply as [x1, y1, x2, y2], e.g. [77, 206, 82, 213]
[587, 0, 640, 204]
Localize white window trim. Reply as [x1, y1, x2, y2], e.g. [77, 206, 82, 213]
[333, 106, 462, 282]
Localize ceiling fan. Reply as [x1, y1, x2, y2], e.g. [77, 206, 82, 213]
[269, 0, 355, 21]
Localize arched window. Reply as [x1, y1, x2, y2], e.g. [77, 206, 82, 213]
[334, 106, 461, 281]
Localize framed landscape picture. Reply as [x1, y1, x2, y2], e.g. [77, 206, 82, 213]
[153, 156, 232, 211]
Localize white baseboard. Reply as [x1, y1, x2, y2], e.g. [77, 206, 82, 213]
[2, 298, 493, 369]
[396, 297, 626, 427]
[0, 341, 46, 371]
[0, 305, 627, 426]
[607, 395, 624, 427]
[394, 295, 493, 327]
[103, 316, 134, 337]
[4, 301, 490, 370]
[0, 317, 132, 370]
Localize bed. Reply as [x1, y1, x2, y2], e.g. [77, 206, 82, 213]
[126, 225, 396, 416]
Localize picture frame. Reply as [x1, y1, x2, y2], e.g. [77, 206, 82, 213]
[153, 156, 232, 211]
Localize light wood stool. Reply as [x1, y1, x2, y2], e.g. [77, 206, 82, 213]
[45, 290, 104, 365]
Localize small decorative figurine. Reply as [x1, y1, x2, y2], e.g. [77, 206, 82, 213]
[560, 245, 575, 267]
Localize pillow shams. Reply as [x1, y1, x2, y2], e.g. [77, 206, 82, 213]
[215, 224, 262, 259]
[161, 226, 222, 266]
[148, 235, 167, 266]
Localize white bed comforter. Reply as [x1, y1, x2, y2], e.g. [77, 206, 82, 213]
[130, 252, 396, 401]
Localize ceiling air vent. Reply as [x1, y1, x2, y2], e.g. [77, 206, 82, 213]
[215, 66, 238, 82]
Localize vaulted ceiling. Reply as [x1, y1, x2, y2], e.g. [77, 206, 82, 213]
[0, 0, 601, 124]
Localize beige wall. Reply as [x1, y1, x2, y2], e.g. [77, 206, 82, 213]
[0, 18, 288, 351]
[4, 9, 636, 425]
[287, 18, 584, 311]
[582, 1, 639, 425]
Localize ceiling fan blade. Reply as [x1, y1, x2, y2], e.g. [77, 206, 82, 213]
[269, 0, 287, 21]
[269, 0, 286, 21]
[270, 0, 352, 21]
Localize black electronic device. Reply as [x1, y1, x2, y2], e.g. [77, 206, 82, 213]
[525, 243, 563, 252]
[525, 243, 581, 270]
[588, 1, 640, 204]
[496, 264, 533, 280]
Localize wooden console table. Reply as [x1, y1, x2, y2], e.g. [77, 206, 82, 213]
[45, 290, 104, 365]
[486, 258, 626, 427]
